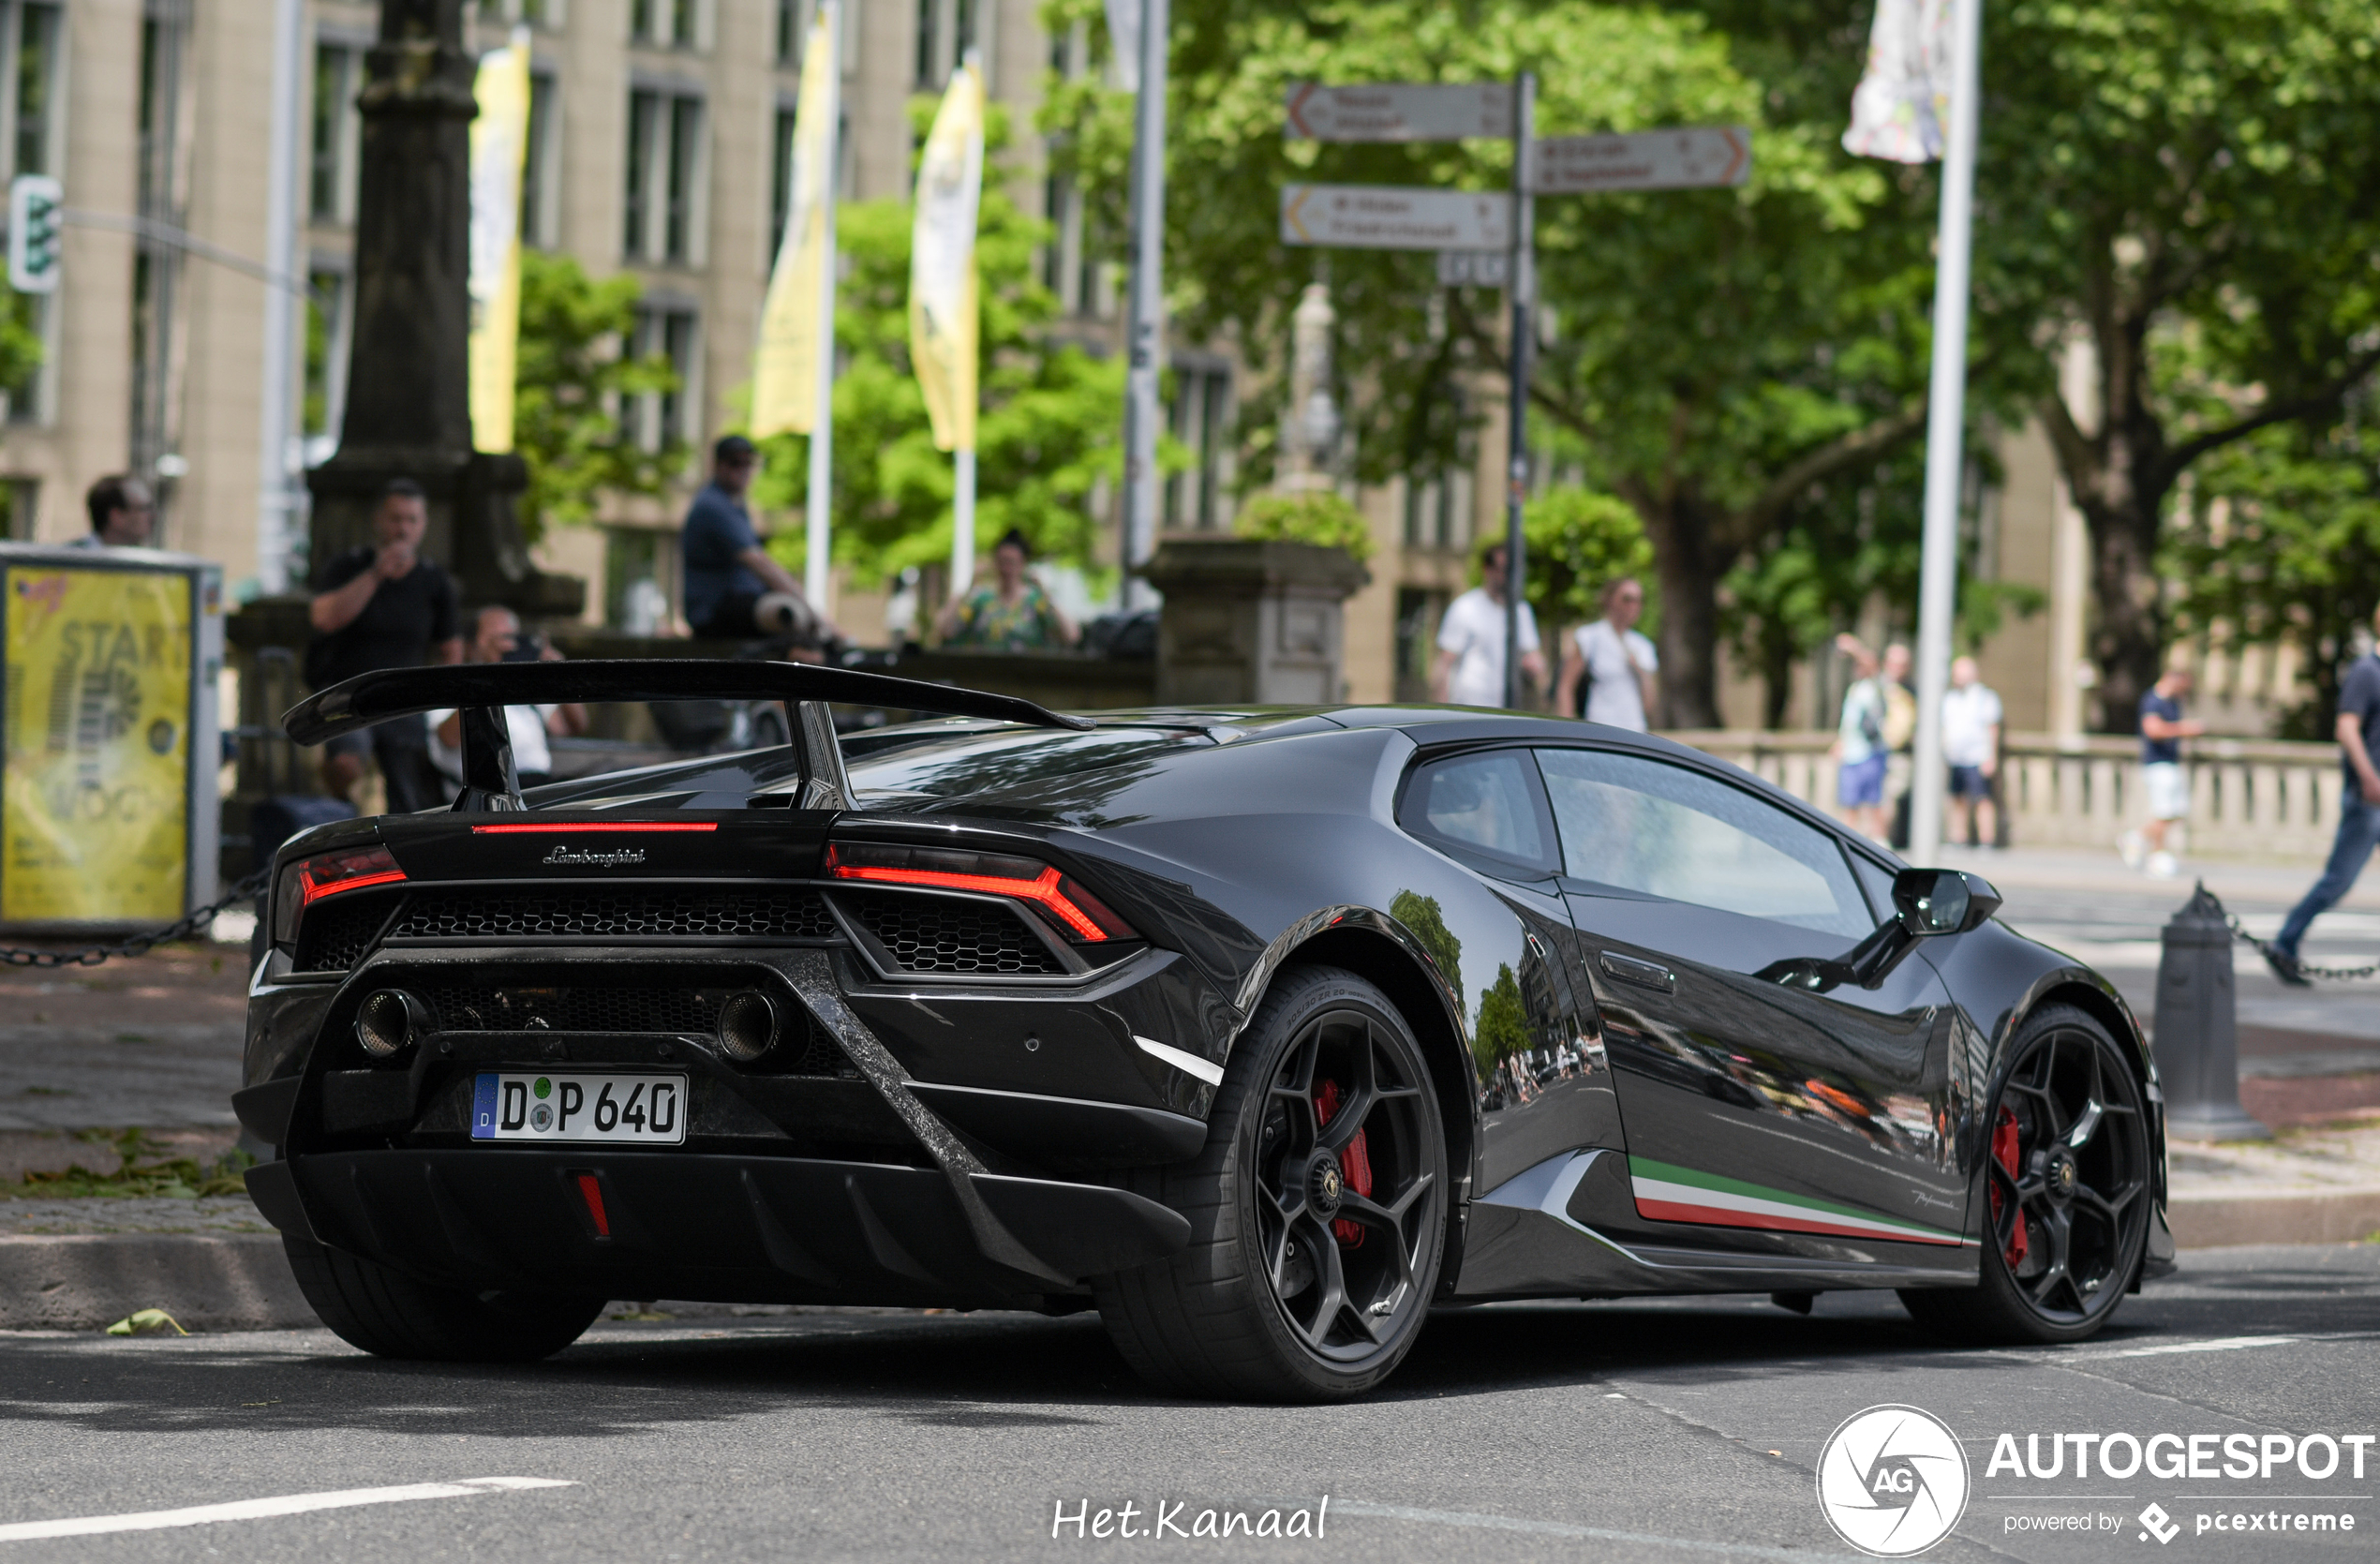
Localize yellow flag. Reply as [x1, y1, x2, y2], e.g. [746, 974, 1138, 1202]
[910, 65, 984, 454]
[752, 4, 840, 438]
[466, 29, 532, 453]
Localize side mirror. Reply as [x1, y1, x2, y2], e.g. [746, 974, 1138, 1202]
[1892, 868, 2001, 936]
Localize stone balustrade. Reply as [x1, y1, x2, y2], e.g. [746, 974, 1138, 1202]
[1668, 729, 2348, 862]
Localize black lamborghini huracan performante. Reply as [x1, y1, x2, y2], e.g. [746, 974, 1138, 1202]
[239, 661, 2173, 1400]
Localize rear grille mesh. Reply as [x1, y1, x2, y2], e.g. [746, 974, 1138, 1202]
[294, 892, 399, 972]
[841, 889, 1065, 976]
[388, 886, 836, 944]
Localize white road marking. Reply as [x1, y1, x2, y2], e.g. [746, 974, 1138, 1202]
[2085, 1334, 2300, 1360]
[1326, 1499, 1868, 1561]
[1135, 1035, 1224, 1086]
[0, 1476, 574, 1542]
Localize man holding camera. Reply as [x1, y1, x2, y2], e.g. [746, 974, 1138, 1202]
[424, 606, 588, 795]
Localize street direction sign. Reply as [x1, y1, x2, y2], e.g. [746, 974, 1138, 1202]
[1435, 249, 1509, 287]
[1283, 82, 1512, 142]
[1533, 127, 1750, 193]
[1281, 185, 1510, 251]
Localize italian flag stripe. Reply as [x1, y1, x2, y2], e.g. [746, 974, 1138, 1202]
[1629, 1157, 1966, 1247]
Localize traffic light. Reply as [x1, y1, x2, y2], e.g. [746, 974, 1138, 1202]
[8, 174, 62, 294]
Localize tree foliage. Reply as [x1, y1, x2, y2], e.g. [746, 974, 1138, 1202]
[512, 250, 682, 544]
[750, 100, 1125, 587]
[1233, 489, 1375, 561]
[1523, 484, 1657, 632]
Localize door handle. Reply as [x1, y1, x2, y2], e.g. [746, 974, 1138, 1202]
[1599, 951, 1675, 994]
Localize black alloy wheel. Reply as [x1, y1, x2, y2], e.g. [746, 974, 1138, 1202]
[1093, 965, 1449, 1400]
[1901, 1004, 2153, 1344]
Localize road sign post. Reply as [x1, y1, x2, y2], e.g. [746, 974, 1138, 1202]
[1502, 75, 1535, 709]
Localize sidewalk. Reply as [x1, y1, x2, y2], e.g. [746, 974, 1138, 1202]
[0, 864, 2374, 1332]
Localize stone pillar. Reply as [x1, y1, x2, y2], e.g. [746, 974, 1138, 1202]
[1144, 539, 1368, 706]
[304, 0, 579, 617]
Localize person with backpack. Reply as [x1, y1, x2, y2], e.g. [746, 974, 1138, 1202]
[305, 478, 461, 811]
[2264, 609, 2380, 985]
[1554, 575, 1658, 730]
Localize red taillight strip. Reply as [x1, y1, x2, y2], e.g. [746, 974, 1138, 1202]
[829, 861, 1109, 942]
[297, 863, 408, 907]
[470, 822, 720, 835]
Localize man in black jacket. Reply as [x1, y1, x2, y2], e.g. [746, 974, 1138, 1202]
[306, 479, 461, 811]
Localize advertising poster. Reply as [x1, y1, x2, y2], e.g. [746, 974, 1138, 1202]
[1, 563, 191, 923]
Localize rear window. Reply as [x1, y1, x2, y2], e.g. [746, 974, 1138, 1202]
[843, 724, 1203, 806]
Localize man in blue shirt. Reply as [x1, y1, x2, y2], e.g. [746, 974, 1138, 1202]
[2120, 650, 2204, 878]
[2266, 609, 2380, 985]
[679, 434, 830, 641]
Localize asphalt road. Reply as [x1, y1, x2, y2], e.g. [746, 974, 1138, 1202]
[0, 1244, 2373, 1563]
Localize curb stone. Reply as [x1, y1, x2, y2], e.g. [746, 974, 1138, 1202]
[2164, 1189, 2380, 1250]
[0, 1234, 313, 1332]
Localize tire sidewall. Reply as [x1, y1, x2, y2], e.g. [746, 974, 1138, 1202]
[1215, 968, 1448, 1397]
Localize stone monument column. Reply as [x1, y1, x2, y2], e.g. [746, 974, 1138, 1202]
[305, 0, 578, 616]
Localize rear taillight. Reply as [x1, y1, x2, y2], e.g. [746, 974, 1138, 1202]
[274, 842, 407, 946]
[824, 841, 1136, 944]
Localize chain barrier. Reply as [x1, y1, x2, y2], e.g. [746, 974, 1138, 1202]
[2224, 915, 2380, 982]
[0, 871, 270, 969]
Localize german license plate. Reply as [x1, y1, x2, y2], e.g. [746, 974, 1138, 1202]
[470, 1072, 687, 1145]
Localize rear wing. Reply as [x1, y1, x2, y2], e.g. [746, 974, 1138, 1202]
[281, 658, 1093, 813]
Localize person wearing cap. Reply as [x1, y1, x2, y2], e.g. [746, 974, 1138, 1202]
[679, 434, 832, 641]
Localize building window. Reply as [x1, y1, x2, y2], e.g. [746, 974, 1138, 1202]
[1403, 466, 1472, 552]
[1393, 588, 1443, 704]
[4, 1, 60, 180]
[770, 102, 797, 260]
[915, 0, 975, 87]
[308, 44, 362, 226]
[605, 528, 675, 632]
[631, 304, 698, 452]
[302, 267, 350, 453]
[624, 87, 704, 263]
[520, 71, 559, 247]
[477, 0, 555, 23]
[2, 477, 35, 539]
[1165, 364, 1233, 532]
[631, 0, 700, 47]
[776, 0, 802, 62]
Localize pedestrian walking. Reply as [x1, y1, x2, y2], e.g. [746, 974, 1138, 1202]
[306, 478, 461, 812]
[2263, 608, 2380, 986]
[70, 475, 156, 548]
[1554, 575, 1658, 730]
[1941, 655, 2003, 848]
[2120, 648, 2205, 879]
[1831, 634, 1892, 842]
[680, 434, 832, 643]
[1431, 543, 1544, 708]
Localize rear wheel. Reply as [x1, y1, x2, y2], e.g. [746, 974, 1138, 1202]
[1093, 966, 1448, 1401]
[1900, 1004, 2152, 1345]
[283, 1234, 605, 1362]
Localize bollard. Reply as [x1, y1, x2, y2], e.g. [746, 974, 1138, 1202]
[2153, 884, 2270, 1141]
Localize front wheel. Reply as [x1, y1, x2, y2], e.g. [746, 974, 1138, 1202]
[1900, 1004, 2153, 1345]
[284, 1235, 605, 1362]
[1093, 965, 1449, 1401]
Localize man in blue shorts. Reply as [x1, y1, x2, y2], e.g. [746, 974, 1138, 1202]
[1832, 635, 1890, 842]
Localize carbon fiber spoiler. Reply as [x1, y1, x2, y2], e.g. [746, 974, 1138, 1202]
[281, 658, 1093, 813]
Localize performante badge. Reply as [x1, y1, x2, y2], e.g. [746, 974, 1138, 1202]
[1815, 1405, 1970, 1557]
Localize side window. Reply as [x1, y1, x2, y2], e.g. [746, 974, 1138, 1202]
[1397, 750, 1557, 877]
[1535, 748, 1872, 939]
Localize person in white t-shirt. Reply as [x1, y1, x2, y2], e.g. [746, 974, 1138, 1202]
[1940, 655, 2003, 848]
[1554, 576, 1659, 730]
[1431, 543, 1544, 708]
[426, 606, 588, 794]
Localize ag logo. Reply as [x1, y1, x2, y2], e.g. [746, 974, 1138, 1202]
[1816, 1404, 1970, 1557]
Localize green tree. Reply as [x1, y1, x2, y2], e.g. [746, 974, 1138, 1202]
[1044, 0, 1941, 725]
[0, 292, 45, 414]
[1964, 0, 2380, 729]
[512, 250, 682, 544]
[1523, 484, 1657, 633]
[1388, 889, 1464, 1003]
[2166, 407, 2380, 738]
[1473, 963, 1529, 1077]
[750, 100, 1124, 586]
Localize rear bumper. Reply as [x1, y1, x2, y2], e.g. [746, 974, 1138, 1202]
[247, 1148, 1190, 1308]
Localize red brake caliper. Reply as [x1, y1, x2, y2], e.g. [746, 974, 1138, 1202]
[1312, 1080, 1374, 1248]
[1988, 1106, 2028, 1269]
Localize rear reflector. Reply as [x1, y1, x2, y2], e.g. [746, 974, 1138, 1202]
[574, 1172, 611, 1238]
[824, 842, 1135, 944]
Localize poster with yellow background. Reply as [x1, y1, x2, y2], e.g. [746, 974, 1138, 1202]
[3, 565, 191, 923]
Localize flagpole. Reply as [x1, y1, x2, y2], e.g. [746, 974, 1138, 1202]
[804, 0, 841, 613]
[1907, 0, 1981, 865]
[1118, 0, 1168, 613]
[952, 449, 977, 595]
